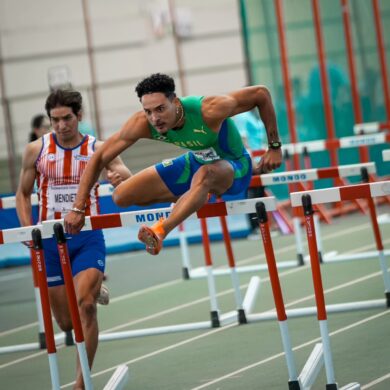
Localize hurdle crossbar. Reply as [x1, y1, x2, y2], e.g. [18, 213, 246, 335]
[0, 183, 114, 210]
[0, 199, 266, 356]
[252, 132, 390, 157]
[187, 163, 376, 279]
[354, 122, 390, 134]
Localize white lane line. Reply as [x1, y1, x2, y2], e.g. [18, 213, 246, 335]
[362, 372, 390, 389]
[0, 321, 39, 338]
[189, 311, 390, 390]
[0, 271, 31, 282]
[61, 310, 390, 389]
[1, 223, 388, 373]
[0, 263, 307, 369]
[0, 219, 382, 337]
[0, 263, 384, 375]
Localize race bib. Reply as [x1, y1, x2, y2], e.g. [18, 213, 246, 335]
[48, 184, 79, 213]
[192, 147, 221, 162]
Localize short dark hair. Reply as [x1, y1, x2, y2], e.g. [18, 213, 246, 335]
[45, 89, 82, 117]
[135, 73, 176, 100]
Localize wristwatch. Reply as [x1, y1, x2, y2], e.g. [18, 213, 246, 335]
[268, 140, 282, 150]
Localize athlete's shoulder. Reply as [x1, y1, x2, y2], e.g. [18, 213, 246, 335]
[121, 110, 150, 139]
[22, 138, 44, 166]
[180, 96, 204, 113]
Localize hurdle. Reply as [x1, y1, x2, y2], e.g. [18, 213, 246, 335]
[245, 182, 389, 387]
[245, 184, 390, 322]
[0, 198, 265, 355]
[252, 132, 390, 162]
[186, 162, 377, 279]
[354, 122, 389, 135]
[0, 183, 115, 350]
[286, 182, 390, 388]
[252, 199, 361, 389]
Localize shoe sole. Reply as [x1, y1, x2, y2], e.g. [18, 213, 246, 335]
[97, 284, 110, 305]
[138, 226, 162, 255]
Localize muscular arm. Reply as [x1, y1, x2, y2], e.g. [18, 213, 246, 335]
[64, 112, 149, 234]
[95, 141, 132, 187]
[202, 86, 279, 142]
[202, 86, 282, 173]
[72, 112, 148, 210]
[15, 142, 41, 227]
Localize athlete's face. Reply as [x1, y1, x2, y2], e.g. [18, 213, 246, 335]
[50, 106, 81, 143]
[141, 93, 179, 134]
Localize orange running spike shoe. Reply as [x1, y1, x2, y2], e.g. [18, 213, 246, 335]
[138, 218, 165, 255]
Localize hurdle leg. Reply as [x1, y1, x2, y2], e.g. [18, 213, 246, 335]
[178, 223, 192, 280]
[30, 248, 47, 349]
[301, 195, 338, 389]
[200, 218, 220, 327]
[31, 229, 61, 390]
[313, 213, 324, 264]
[218, 209, 247, 324]
[366, 195, 390, 305]
[292, 213, 305, 266]
[53, 224, 93, 390]
[256, 202, 301, 389]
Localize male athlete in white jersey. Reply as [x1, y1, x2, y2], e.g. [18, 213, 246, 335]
[16, 89, 131, 389]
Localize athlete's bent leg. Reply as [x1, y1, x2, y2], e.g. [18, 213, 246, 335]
[163, 160, 234, 234]
[138, 160, 234, 255]
[112, 166, 177, 207]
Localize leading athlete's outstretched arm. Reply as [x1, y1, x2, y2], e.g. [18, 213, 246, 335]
[202, 86, 282, 173]
[64, 112, 149, 234]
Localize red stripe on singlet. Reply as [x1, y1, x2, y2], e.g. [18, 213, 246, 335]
[63, 149, 72, 180]
[41, 135, 57, 221]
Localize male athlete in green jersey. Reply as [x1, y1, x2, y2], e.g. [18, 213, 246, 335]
[64, 73, 282, 255]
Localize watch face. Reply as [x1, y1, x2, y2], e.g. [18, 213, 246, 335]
[269, 141, 282, 149]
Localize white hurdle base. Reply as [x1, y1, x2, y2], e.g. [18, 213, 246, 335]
[322, 249, 390, 264]
[298, 343, 323, 389]
[103, 365, 129, 390]
[247, 299, 387, 323]
[378, 213, 390, 225]
[0, 277, 260, 355]
[0, 331, 67, 355]
[188, 260, 299, 279]
[97, 276, 259, 343]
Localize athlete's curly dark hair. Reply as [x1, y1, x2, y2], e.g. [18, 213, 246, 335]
[135, 73, 176, 100]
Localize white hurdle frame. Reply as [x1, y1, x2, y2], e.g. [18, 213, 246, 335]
[290, 181, 390, 305]
[0, 197, 270, 356]
[353, 122, 389, 134]
[185, 162, 379, 279]
[285, 181, 390, 388]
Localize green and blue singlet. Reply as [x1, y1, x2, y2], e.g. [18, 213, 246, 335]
[151, 96, 252, 196]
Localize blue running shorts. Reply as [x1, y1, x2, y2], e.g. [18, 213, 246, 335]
[155, 151, 252, 197]
[42, 230, 106, 287]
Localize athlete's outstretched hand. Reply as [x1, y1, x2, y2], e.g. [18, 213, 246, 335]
[106, 169, 124, 188]
[64, 210, 85, 235]
[253, 148, 283, 175]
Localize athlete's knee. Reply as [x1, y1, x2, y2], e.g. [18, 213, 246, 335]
[78, 296, 97, 325]
[112, 184, 135, 207]
[194, 165, 215, 187]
